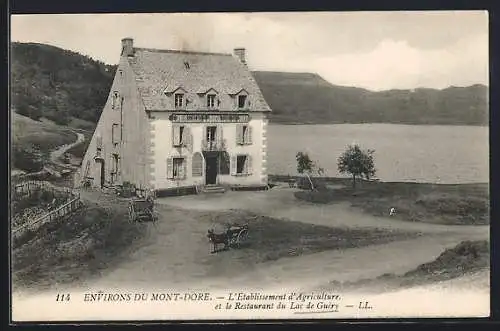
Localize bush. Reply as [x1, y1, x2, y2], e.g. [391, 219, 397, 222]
[11, 144, 46, 172]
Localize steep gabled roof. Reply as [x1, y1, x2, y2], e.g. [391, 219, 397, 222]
[127, 47, 271, 111]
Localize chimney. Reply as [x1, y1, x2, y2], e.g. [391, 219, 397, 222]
[121, 38, 134, 57]
[233, 48, 246, 65]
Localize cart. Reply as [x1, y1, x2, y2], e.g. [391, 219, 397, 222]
[128, 197, 158, 223]
[207, 223, 249, 253]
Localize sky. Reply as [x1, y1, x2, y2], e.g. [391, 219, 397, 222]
[11, 11, 489, 91]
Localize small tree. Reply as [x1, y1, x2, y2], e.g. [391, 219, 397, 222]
[296, 152, 324, 190]
[337, 144, 376, 189]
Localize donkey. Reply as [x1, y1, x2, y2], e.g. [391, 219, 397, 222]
[207, 229, 229, 253]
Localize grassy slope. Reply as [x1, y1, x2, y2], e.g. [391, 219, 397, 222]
[287, 176, 489, 225]
[326, 240, 489, 292]
[12, 201, 149, 291]
[11, 112, 76, 154]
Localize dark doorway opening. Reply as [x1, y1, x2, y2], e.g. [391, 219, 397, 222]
[205, 154, 218, 185]
[95, 158, 105, 188]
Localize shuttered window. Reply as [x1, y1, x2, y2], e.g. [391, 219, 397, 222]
[233, 154, 253, 175]
[112, 92, 120, 110]
[245, 125, 253, 145]
[167, 157, 186, 180]
[112, 123, 120, 144]
[172, 125, 185, 146]
[230, 155, 237, 175]
[236, 125, 253, 145]
[166, 157, 173, 179]
[192, 153, 203, 177]
[96, 135, 103, 150]
[236, 124, 243, 145]
[246, 155, 253, 175]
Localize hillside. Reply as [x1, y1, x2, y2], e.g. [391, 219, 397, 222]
[252, 71, 489, 125]
[10, 42, 488, 126]
[11, 42, 116, 125]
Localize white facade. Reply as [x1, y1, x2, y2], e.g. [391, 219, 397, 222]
[150, 112, 268, 191]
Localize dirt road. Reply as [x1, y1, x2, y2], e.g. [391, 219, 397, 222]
[50, 131, 85, 165]
[76, 186, 488, 293]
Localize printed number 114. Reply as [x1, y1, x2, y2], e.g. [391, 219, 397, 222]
[56, 293, 71, 302]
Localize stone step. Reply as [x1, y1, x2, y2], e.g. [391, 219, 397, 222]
[202, 185, 226, 194]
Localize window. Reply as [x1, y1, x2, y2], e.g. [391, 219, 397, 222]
[238, 95, 247, 109]
[174, 93, 184, 108]
[237, 124, 252, 145]
[111, 154, 119, 183]
[112, 92, 120, 110]
[112, 123, 120, 145]
[96, 136, 103, 151]
[206, 126, 217, 142]
[167, 157, 186, 179]
[207, 94, 216, 108]
[236, 155, 246, 174]
[232, 154, 252, 175]
[173, 158, 185, 179]
[173, 125, 185, 146]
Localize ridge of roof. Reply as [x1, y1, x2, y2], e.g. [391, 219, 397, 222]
[133, 47, 232, 57]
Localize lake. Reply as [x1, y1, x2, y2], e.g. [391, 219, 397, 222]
[267, 124, 489, 184]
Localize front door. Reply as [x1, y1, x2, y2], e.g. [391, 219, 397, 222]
[95, 158, 105, 188]
[205, 155, 218, 185]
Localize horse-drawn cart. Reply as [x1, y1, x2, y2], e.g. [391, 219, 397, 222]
[207, 223, 249, 253]
[128, 197, 158, 223]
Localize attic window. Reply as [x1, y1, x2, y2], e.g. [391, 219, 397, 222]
[238, 95, 247, 109]
[184, 61, 190, 69]
[207, 94, 216, 109]
[174, 93, 184, 108]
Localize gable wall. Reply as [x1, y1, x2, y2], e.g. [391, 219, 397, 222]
[77, 56, 152, 189]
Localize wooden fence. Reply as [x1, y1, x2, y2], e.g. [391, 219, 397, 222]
[11, 180, 82, 240]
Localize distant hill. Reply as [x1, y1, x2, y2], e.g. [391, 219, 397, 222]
[252, 71, 489, 125]
[10, 42, 488, 126]
[11, 42, 116, 125]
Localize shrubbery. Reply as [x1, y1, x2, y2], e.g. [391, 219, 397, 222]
[11, 144, 46, 172]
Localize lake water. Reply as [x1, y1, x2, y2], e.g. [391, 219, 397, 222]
[267, 124, 489, 184]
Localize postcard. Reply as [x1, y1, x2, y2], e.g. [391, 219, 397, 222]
[10, 11, 490, 322]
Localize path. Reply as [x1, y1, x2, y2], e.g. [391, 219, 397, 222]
[41, 131, 85, 178]
[50, 131, 85, 166]
[156, 185, 489, 237]
[77, 186, 488, 293]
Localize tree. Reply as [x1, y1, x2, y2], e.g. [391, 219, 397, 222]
[337, 144, 376, 189]
[296, 152, 324, 191]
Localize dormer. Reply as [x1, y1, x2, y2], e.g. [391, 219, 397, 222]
[229, 89, 250, 111]
[164, 86, 188, 110]
[198, 88, 220, 110]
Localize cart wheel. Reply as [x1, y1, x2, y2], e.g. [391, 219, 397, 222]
[145, 209, 154, 222]
[236, 229, 249, 247]
[128, 207, 136, 223]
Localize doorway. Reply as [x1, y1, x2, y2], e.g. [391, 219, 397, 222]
[94, 158, 105, 188]
[205, 154, 218, 185]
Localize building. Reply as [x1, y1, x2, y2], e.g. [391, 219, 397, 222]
[76, 38, 272, 195]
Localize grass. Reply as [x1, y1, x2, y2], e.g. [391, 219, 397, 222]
[202, 209, 421, 265]
[292, 177, 489, 225]
[326, 240, 489, 292]
[12, 201, 149, 291]
[12, 112, 77, 154]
